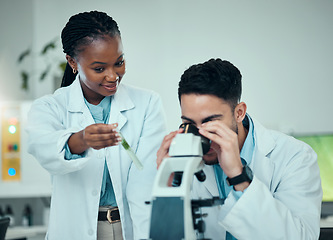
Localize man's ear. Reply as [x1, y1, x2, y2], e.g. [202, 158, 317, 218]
[234, 102, 247, 123]
[66, 55, 77, 72]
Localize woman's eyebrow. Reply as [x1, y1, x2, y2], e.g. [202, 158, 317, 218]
[90, 61, 106, 66]
[89, 54, 125, 66]
[116, 54, 124, 61]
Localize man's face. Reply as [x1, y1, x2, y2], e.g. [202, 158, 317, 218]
[180, 94, 238, 165]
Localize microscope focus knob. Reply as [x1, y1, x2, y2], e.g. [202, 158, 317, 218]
[195, 170, 206, 182]
[195, 219, 206, 233]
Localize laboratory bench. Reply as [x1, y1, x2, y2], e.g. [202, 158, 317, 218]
[3, 218, 333, 240]
[5, 225, 46, 240]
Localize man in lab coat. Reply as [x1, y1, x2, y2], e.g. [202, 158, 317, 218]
[156, 58, 322, 239]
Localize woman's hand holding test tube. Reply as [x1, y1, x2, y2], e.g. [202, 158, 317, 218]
[70, 123, 143, 170]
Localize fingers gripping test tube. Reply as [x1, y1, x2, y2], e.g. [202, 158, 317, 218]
[118, 131, 144, 170]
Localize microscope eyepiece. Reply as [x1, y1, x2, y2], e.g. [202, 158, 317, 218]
[179, 123, 211, 155]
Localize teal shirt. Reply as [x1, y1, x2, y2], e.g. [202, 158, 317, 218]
[65, 96, 117, 207]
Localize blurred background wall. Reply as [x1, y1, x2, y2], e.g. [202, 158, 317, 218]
[1, 0, 333, 133]
[0, 1, 333, 236]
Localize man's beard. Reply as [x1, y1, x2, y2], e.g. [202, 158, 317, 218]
[202, 120, 238, 166]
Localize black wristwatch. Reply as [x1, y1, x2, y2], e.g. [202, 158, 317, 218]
[226, 165, 253, 186]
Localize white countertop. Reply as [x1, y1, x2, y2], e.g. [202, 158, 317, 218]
[321, 216, 333, 228]
[4, 219, 332, 240]
[5, 225, 47, 240]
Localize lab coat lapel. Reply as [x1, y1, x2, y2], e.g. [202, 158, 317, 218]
[202, 165, 220, 197]
[67, 78, 95, 128]
[200, 116, 276, 197]
[106, 85, 134, 190]
[250, 117, 275, 189]
[109, 84, 134, 129]
[67, 77, 86, 113]
[66, 80, 134, 129]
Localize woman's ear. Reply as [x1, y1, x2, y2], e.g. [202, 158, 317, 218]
[234, 102, 247, 123]
[66, 55, 77, 72]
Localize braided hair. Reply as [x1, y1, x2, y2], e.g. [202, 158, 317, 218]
[60, 11, 121, 87]
[178, 58, 242, 110]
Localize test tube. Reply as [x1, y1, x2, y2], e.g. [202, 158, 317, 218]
[118, 131, 144, 170]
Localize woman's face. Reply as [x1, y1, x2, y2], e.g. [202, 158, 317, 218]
[71, 35, 125, 105]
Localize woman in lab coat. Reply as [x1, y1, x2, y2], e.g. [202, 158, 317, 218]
[26, 11, 166, 240]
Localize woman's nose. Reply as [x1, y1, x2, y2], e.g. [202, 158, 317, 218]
[105, 70, 119, 82]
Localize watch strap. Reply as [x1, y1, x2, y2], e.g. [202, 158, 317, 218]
[226, 165, 252, 186]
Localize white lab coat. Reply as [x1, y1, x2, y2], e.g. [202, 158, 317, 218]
[192, 117, 322, 240]
[26, 79, 167, 240]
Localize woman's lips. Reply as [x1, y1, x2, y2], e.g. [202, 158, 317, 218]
[102, 81, 118, 91]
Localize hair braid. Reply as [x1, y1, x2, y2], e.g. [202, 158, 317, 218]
[60, 11, 121, 87]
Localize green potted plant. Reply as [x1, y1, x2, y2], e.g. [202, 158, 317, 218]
[18, 37, 66, 90]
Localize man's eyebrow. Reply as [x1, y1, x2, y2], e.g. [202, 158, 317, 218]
[181, 114, 223, 124]
[201, 114, 223, 124]
[90, 54, 124, 66]
[181, 116, 195, 124]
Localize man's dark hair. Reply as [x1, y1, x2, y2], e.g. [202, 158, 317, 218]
[178, 58, 242, 109]
[60, 11, 121, 87]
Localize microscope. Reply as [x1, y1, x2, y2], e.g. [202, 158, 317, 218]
[148, 123, 224, 240]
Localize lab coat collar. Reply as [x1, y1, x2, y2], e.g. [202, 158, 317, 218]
[249, 116, 276, 189]
[250, 116, 276, 158]
[109, 84, 135, 131]
[66, 77, 135, 131]
[201, 115, 277, 196]
[112, 83, 135, 112]
[67, 76, 87, 113]
[66, 76, 134, 112]
[202, 165, 220, 196]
